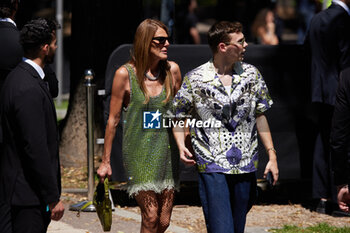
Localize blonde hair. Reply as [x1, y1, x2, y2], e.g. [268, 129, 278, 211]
[130, 19, 173, 104]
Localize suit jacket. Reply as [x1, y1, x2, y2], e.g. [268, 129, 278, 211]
[0, 21, 59, 97]
[0, 61, 61, 206]
[43, 65, 59, 98]
[330, 67, 350, 187]
[0, 21, 23, 92]
[306, 3, 350, 105]
[0, 21, 22, 145]
[0, 21, 58, 144]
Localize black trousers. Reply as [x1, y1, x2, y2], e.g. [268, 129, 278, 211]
[312, 103, 337, 201]
[0, 202, 12, 233]
[10, 205, 51, 233]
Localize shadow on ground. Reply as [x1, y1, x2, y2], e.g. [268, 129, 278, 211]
[110, 179, 327, 211]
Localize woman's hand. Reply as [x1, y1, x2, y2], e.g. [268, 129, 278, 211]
[97, 161, 112, 183]
[179, 145, 196, 166]
[267, 22, 275, 33]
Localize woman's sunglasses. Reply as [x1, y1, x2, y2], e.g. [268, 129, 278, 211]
[152, 37, 170, 44]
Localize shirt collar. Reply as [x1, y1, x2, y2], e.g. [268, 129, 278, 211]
[333, 0, 350, 15]
[0, 18, 17, 27]
[202, 60, 244, 82]
[23, 58, 45, 80]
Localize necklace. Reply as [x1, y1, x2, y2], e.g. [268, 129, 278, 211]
[144, 70, 160, 81]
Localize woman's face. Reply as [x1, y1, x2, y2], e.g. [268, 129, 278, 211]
[150, 27, 170, 62]
[266, 11, 275, 23]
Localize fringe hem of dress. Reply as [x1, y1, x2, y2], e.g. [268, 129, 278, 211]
[124, 179, 180, 198]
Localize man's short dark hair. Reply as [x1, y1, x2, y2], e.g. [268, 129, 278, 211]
[207, 21, 243, 54]
[0, 0, 17, 18]
[20, 18, 59, 57]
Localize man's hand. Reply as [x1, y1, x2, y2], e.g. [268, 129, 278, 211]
[49, 200, 64, 221]
[337, 185, 350, 212]
[179, 145, 196, 166]
[263, 159, 279, 186]
[97, 161, 112, 183]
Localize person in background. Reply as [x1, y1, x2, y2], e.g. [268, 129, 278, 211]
[172, 21, 279, 233]
[160, 0, 175, 40]
[0, 0, 59, 98]
[176, 0, 201, 44]
[251, 8, 279, 45]
[0, 0, 22, 91]
[330, 67, 350, 213]
[97, 19, 182, 233]
[0, 18, 64, 233]
[305, 0, 350, 215]
[0, 2, 23, 231]
[297, 0, 317, 44]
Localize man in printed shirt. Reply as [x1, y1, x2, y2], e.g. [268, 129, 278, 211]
[173, 21, 279, 233]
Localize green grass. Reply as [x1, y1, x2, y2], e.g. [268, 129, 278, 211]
[54, 99, 69, 122]
[270, 223, 350, 233]
[54, 99, 69, 110]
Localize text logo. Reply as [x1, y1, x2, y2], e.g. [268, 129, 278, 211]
[143, 110, 162, 129]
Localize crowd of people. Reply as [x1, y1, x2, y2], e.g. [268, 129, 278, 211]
[1, 0, 350, 232]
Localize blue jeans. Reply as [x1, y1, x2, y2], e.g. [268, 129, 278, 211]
[198, 172, 257, 233]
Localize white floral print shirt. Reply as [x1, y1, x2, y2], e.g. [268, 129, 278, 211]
[173, 60, 273, 174]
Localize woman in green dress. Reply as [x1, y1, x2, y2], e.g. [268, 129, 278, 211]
[97, 19, 182, 233]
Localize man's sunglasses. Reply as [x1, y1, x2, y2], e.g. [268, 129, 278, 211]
[225, 37, 246, 47]
[152, 37, 170, 44]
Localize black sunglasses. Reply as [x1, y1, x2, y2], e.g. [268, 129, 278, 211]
[152, 36, 170, 44]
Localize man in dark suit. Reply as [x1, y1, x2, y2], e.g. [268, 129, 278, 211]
[0, 1, 22, 231]
[305, 0, 350, 214]
[0, 18, 64, 232]
[0, 0, 59, 97]
[331, 67, 350, 213]
[0, 0, 22, 92]
[0, 0, 58, 150]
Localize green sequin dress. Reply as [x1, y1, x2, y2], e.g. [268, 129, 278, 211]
[122, 64, 179, 197]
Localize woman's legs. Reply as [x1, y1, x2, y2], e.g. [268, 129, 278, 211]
[157, 189, 175, 233]
[135, 191, 159, 233]
[134, 189, 175, 233]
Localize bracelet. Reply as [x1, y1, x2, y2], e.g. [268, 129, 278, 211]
[266, 147, 276, 154]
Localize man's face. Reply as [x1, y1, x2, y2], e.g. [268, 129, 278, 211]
[223, 32, 248, 62]
[345, 0, 350, 7]
[45, 33, 57, 64]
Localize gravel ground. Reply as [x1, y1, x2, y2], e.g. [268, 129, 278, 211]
[122, 203, 350, 233]
[61, 190, 350, 233]
[61, 167, 350, 232]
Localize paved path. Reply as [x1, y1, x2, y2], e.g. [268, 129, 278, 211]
[48, 221, 88, 233]
[48, 220, 269, 233]
[48, 204, 270, 233]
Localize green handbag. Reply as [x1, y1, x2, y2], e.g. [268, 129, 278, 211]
[93, 178, 112, 231]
